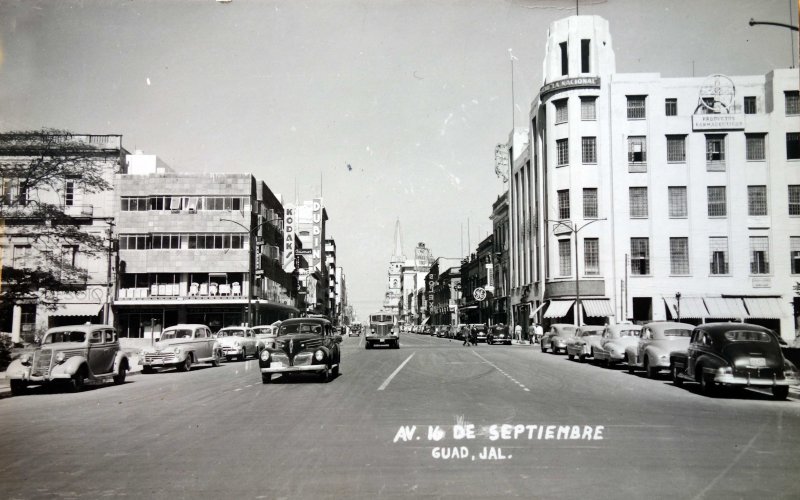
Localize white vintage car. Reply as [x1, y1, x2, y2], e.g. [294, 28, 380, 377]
[6, 324, 130, 395]
[593, 324, 643, 367]
[253, 325, 278, 351]
[625, 321, 694, 378]
[140, 324, 221, 373]
[565, 326, 605, 361]
[216, 326, 258, 361]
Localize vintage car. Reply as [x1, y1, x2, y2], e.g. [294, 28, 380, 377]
[216, 326, 258, 361]
[7, 324, 130, 395]
[541, 324, 578, 354]
[471, 324, 489, 343]
[670, 323, 799, 399]
[565, 326, 605, 361]
[487, 324, 511, 345]
[253, 325, 279, 350]
[626, 321, 694, 378]
[259, 317, 342, 383]
[140, 324, 221, 373]
[348, 324, 360, 337]
[593, 324, 643, 366]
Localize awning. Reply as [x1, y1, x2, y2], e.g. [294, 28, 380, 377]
[743, 297, 786, 319]
[420, 317, 430, 325]
[703, 297, 748, 318]
[544, 300, 574, 319]
[664, 297, 708, 319]
[460, 305, 478, 311]
[582, 299, 614, 317]
[50, 303, 103, 317]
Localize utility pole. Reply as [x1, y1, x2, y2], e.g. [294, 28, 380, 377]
[104, 219, 115, 325]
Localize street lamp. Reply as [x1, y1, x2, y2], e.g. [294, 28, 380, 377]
[675, 292, 682, 323]
[546, 218, 606, 327]
[748, 17, 799, 72]
[220, 217, 283, 326]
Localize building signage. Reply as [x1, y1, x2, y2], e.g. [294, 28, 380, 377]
[540, 76, 600, 97]
[692, 113, 744, 131]
[296, 249, 312, 255]
[312, 197, 323, 270]
[283, 205, 295, 272]
[473, 287, 487, 301]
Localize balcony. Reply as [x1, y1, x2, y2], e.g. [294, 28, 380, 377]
[64, 204, 94, 217]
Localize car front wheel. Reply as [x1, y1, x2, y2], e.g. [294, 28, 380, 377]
[262, 373, 272, 384]
[10, 380, 27, 396]
[671, 364, 683, 386]
[177, 355, 192, 372]
[772, 386, 789, 400]
[113, 363, 127, 385]
[68, 369, 86, 392]
[319, 365, 331, 383]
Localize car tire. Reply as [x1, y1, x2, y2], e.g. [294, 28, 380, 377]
[627, 355, 635, 374]
[177, 355, 192, 372]
[211, 350, 221, 367]
[319, 365, 331, 383]
[332, 363, 340, 377]
[10, 380, 27, 396]
[113, 362, 128, 385]
[226, 356, 233, 362]
[262, 374, 272, 384]
[699, 368, 716, 396]
[671, 364, 683, 387]
[645, 358, 658, 379]
[550, 343, 557, 354]
[772, 385, 789, 400]
[365, 343, 371, 350]
[142, 366, 155, 374]
[568, 353, 574, 360]
[68, 369, 86, 392]
[541, 344, 547, 353]
[578, 354, 585, 363]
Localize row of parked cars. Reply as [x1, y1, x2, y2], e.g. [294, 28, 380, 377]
[406, 323, 513, 345]
[541, 321, 800, 400]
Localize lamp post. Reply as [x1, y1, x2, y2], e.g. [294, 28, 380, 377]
[546, 218, 606, 327]
[676, 292, 682, 323]
[748, 16, 799, 74]
[220, 217, 283, 326]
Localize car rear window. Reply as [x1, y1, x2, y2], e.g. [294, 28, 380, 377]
[723, 330, 771, 342]
[664, 329, 692, 337]
[619, 329, 640, 337]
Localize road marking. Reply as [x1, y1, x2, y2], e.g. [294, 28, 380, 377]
[472, 350, 531, 392]
[691, 424, 765, 500]
[377, 352, 416, 391]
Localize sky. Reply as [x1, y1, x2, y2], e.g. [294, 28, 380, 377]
[0, 0, 795, 317]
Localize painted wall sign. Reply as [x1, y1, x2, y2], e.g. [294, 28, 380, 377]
[312, 198, 323, 270]
[283, 205, 295, 272]
[691, 113, 744, 130]
[539, 76, 600, 97]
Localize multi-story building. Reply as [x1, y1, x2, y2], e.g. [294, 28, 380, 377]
[490, 192, 510, 325]
[1, 133, 127, 342]
[113, 162, 297, 337]
[401, 241, 433, 325]
[426, 257, 462, 326]
[526, 15, 799, 338]
[507, 127, 534, 339]
[291, 198, 329, 316]
[325, 238, 337, 321]
[459, 235, 494, 325]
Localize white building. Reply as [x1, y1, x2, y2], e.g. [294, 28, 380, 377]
[521, 15, 799, 338]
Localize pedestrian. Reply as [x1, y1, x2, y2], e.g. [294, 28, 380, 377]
[514, 324, 522, 344]
[470, 326, 478, 346]
[533, 323, 544, 344]
[463, 325, 471, 346]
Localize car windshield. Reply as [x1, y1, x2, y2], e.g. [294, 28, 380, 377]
[724, 330, 772, 342]
[255, 333, 273, 339]
[218, 329, 245, 337]
[279, 323, 323, 336]
[619, 329, 641, 337]
[558, 327, 577, 335]
[370, 315, 392, 322]
[161, 329, 194, 340]
[663, 328, 692, 337]
[582, 330, 602, 337]
[44, 331, 85, 344]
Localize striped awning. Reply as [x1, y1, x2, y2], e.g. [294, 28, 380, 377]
[544, 300, 574, 319]
[664, 297, 708, 319]
[703, 297, 748, 318]
[582, 299, 614, 317]
[50, 303, 103, 317]
[743, 298, 786, 319]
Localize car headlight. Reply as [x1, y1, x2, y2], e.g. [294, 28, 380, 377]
[173, 347, 183, 355]
[659, 354, 668, 361]
[20, 353, 31, 366]
[260, 350, 270, 362]
[55, 352, 66, 364]
[314, 349, 325, 361]
[235, 341, 241, 347]
[784, 360, 798, 378]
[716, 366, 733, 376]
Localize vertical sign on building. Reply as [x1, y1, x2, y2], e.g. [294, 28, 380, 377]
[283, 204, 295, 272]
[312, 198, 323, 270]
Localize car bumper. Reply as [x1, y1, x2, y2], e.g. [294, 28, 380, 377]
[261, 363, 330, 374]
[222, 347, 245, 355]
[365, 337, 397, 342]
[714, 374, 800, 387]
[11, 373, 72, 383]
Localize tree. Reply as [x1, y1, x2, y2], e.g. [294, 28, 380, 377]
[0, 129, 120, 310]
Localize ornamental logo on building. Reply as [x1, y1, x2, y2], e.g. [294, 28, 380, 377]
[691, 74, 744, 130]
[539, 76, 600, 97]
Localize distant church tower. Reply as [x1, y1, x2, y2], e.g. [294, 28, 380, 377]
[384, 219, 405, 313]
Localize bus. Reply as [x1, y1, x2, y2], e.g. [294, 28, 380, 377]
[366, 311, 399, 349]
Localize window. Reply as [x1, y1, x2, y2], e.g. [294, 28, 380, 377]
[556, 138, 569, 166]
[709, 237, 729, 275]
[64, 181, 74, 206]
[580, 97, 596, 120]
[583, 188, 598, 218]
[668, 186, 687, 218]
[792, 237, 800, 274]
[665, 98, 677, 116]
[666, 135, 686, 163]
[744, 96, 756, 114]
[12, 244, 31, 268]
[627, 96, 646, 119]
[580, 39, 590, 73]
[119, 234, 148, 250]
[786, 91, 799, 115]
[584, 238, 599, 275]
[559, 42, 568, 76]
[581, 137, 596, 164]
[557, 189, 570, 220]
[60, 245, 77, 268]
[787, 133, 800, 160]
[628, 136, 647, 171]
[707, 186, 726, 217]
[747, 185, 767, 216]
[554, 99, 568, 124]
[746, 134, 766, 161]
[789, 185, 800, 215]
[706, 135, 726, 170]
[559, 239, 571, 276]
[630, 238, 650, 275]
[629, 187, 648, 218]
[670, 237, 689, 275]
[749, 236, 769, 274]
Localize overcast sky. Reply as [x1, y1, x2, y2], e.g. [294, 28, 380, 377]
[0, 0, 795, 317]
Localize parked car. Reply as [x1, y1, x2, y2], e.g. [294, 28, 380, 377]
[348, 326, 360, 337]
[436, 326, 447, 338]
[423, 325, 433, 336]
[593, 324, 643, 366]
[626, 322, 694, 378]
[259, 316, 341, 383]
[216, 326, 258, 361]
[487, 324, 511, 345]
[140, 324, 221, 373]
[253, 325, 279, 349]
[565, 326, 605, 361]
[541, 324, 578, 354]
[670, 323, 799, 399]
[471, 324, 489, 343]
[7, 324, 130, 395]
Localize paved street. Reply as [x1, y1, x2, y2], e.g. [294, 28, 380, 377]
[2, 333, 800, 500]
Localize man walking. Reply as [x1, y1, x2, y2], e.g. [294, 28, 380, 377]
[514, 323, 522, 344]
